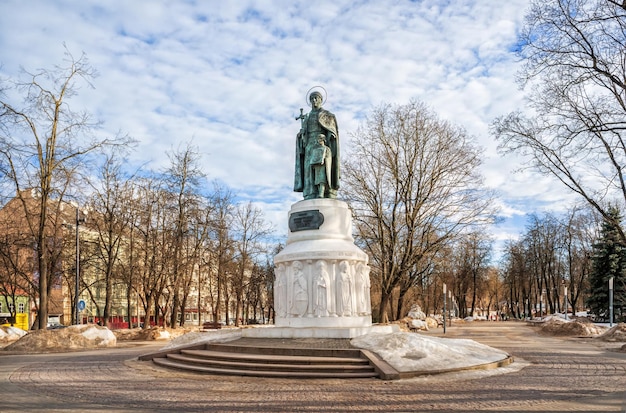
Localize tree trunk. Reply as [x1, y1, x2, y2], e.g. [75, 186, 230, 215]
[377, 288, 392, 323]
[395, 284, 410, 321]
[170, 290, 179, 329]
[214, 273, 221, 323]
[126, 285, 134, 328]
[103, 268, 113, 327]
[179, 294, 188, 327]
[143, 295, 153, 330]
[37, 237, 48, 330]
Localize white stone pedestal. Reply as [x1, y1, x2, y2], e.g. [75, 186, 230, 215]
[243, 198, 395, 339]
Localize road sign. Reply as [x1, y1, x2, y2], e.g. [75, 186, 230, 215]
[78, 300, 86, 311]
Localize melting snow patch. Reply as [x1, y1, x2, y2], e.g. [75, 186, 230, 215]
[0, 326, 27, 341]
[160, 329, 242, 351]
[351, 332, 509, 373]
[78, 325, 117, 346]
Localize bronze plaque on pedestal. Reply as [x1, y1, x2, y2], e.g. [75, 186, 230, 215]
[288, 210, 324, 232]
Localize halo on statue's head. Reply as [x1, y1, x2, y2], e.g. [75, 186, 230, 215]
[306, 86, 327, 107]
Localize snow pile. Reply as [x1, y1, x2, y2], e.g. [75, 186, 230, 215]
[80, 325, 117, 344]
[156, 330, 171, 340]
[160, 329, 242, 351]
[351, 332, 509, 373]
[395, 305, 440, 332]
[394, 316, 439, 332]
[407, 305, 426, 320]
[3, 325, 116, 353]
[539, 317, 607, 337]
[542, 314, 566, 322]
[410, 319, 428, 331]
[0, 326, 27, 342]
[424, 317, 440, 329]
[595, 323, 626, 342]
[114, 327, 188, 341]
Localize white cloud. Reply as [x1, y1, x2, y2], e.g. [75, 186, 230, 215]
[0, 0, 575, 247]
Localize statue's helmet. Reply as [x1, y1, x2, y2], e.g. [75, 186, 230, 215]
[309, 91, 323, 101]
[305, 86, 327, 106]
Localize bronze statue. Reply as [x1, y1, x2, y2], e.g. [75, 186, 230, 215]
[294, 89, 340, 199]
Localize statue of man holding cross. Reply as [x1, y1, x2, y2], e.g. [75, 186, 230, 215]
[294, 88, 340, 200]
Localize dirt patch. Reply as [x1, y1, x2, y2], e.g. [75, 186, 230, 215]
[3, 325, 116, 353]
[539, 318, 607, 337]
[113, 326, 195, 341]
[1, 325, 201, 353]
[393, 316, 440, 332]
[595, 323, 626, 342]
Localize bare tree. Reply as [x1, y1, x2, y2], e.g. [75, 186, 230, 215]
[207, 184, 235, 324]
[500, 207, 598, 318]
[117, 179, 142, 328]
[501, 239, 532, 318]
[343, 101, 497, 323]
[524, 213, 565, 314]
[132, 177, 171, 328]
[231, 201, 273, 326]
[0, 231, 36, 325]
[454, 232, 493, 317]
[561, 205, 597, 313]
[162, 143, 205, 328]
[0, 50, 133, 329]
[85, 154, 136, 327]
[493, 0, 626, 242]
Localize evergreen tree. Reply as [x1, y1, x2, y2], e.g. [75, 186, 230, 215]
[587, 207, 626, 322]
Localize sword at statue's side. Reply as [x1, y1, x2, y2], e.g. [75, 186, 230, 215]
[293, 107, 307, 192]
[295, 107, 305, 151]
[295, 107, 305, 131]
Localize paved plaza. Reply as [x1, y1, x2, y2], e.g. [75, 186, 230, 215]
[1, 322, 626, 412]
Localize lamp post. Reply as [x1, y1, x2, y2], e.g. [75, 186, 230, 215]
[564, 285, 567, 321]
[74, 208, 86, 325]
[448, 290, 454, 327]
[609, 277, 614, 328]
[443, 283, 447, 334]
[561, 279, 568, 321]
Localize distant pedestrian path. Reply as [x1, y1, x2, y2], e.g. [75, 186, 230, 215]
[1, 322, 626, 412]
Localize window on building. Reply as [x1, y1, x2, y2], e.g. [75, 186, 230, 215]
[18, 302, 25, 313]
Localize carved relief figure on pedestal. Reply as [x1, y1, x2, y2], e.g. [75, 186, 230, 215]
[355, 262, 371, 315]
[290, 261, 308, 317]
[313, 260, 331, 317]
[336, 260, 352, 316]
[274, 263, 287, 318]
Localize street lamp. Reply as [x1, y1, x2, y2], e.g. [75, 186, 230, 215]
[74, 207, 86, 325]
[448, 290, 452, 327]
[565, 285, 567, 321]
[609, 277, 614, 328]
[443, 283, 447, 334]
[561, 279, 568, 321]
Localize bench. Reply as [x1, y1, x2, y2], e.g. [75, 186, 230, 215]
[202, 321, 222, 330]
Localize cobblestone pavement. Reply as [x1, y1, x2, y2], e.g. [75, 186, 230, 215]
[2, 322, 626, 412]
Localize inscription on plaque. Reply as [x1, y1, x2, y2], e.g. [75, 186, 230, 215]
[289, 210, 324, 232]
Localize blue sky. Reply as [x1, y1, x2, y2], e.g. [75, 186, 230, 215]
[0, 0, 580, 261]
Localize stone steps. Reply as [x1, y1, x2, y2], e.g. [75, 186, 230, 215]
[142, 340, 393, 379]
